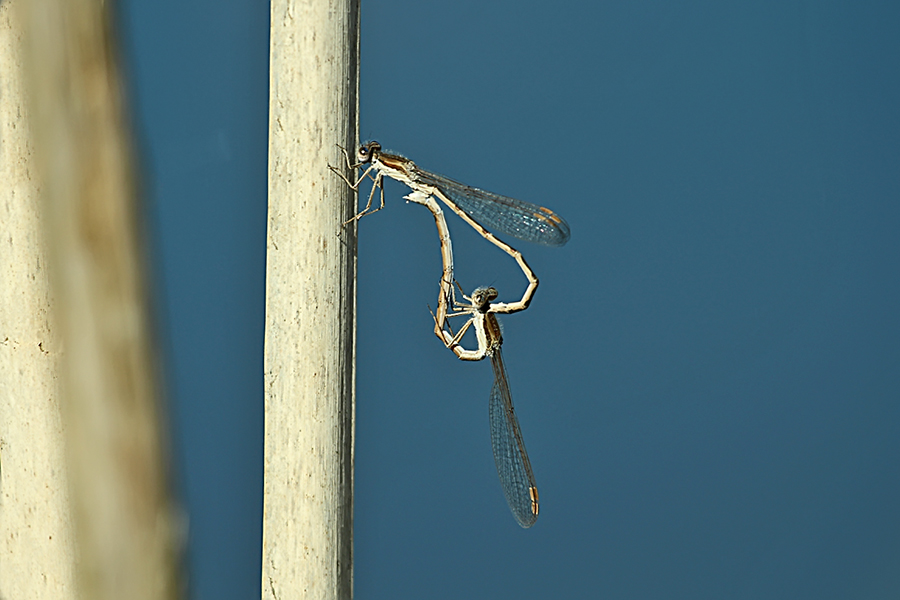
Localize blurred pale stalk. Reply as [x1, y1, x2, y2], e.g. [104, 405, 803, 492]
[0, 3, 77, 598]
[13, 0, 181, 598]
[262, 0, 359, 598]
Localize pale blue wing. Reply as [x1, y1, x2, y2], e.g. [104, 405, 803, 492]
[416, 169, 571, 247]
[488, 349, 539, 528]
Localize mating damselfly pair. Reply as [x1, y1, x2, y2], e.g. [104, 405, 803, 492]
[332, 141, 570, 528]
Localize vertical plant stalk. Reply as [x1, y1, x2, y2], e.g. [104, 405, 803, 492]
[262, 0, 360, 598]
[17, 0, 181, 598]
[0, 3, 77, 598]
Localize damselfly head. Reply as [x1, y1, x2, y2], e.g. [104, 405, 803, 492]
[357, 141, 381, 164]
[471, 286, 499, 310]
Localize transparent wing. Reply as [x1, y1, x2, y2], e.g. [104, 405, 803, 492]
[488, 349, 539, 528]
[416, 169, 571, 247]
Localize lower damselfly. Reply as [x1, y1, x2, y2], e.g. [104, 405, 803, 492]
[436, 284, 540, 528]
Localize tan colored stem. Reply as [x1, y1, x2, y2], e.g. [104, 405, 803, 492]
[262, 0, 359, 598]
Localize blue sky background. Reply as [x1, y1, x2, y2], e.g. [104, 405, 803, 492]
[118, 1, 900, 598]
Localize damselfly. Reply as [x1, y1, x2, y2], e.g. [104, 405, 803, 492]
[399, 191, 541, 527]
[331, 141, 571, 313]
[436, 284, 540, 528]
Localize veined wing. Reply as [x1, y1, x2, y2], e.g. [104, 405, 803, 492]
[488, 348, 539, 528]
[416, 169, 570, 247]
